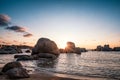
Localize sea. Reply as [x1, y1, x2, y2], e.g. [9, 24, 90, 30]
[0, 51, 120, 80]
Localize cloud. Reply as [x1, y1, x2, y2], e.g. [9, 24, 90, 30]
[23, 33, 33, 37]
[6, 26, 26, 32]
[0, 14, 11, 26]
[0, 14, 34, 38]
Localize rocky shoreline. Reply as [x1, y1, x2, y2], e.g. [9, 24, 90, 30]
[0, 67, 111, 80]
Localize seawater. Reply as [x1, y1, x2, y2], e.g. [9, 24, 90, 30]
[0, 51, 120, 79]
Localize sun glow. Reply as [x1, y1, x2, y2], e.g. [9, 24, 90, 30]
[55, 36, 76, 49]
[59, 41, 67, 49]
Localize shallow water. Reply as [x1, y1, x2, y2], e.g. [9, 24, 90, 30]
[0, 51, 120, 79]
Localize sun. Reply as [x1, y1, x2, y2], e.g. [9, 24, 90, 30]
[59, 42, 67, 49]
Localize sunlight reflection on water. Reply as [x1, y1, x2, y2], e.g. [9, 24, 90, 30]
[0, 51, 120, 79]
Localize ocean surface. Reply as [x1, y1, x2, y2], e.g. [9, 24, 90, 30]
[0, 51, 120, 79]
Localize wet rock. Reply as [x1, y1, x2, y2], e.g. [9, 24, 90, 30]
[75, 47, 81, 54]
[25, 49, 31, 53]
[35, 53, 57, 59]
[2, 62, 22, 73]
[14, 55, 34, 61]
[16, 55, 33, 61]
[14, 55, 30, 58]
[6, 68, 29, 79]
[0, 45, 22, 54]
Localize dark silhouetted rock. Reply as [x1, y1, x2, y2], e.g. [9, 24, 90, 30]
[59, 48, 65, 53]
[33, 53, 58, 60]
[65, 42, 76, 53]
[75, 47, 81, 54]
[64, 42, 84, 54]
[113, 47, 120, 51]
[2, 62, 22, 73]
[79, 48, 87, 52]
[14, 55, 30, 58]
[6, 68, 29, 79]
[31, 38, 59, 58]
[96, 45, 103, 51]
[0, 72, 4, 75]
[16, 55, 33, 61]
[102, 45, 112, 51]
[1, 61, 29, 79]
[14, 55, 34, 61]
[95, 44, 112, 51]
[0, 45, 22, 54]
[25, 49, 31, 53]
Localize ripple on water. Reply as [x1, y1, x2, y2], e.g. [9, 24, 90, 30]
[0, 51, 120, 79]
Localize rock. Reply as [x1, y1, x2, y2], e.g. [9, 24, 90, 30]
[75, 47, 81, 54]
[25, 49, 31, 53]
[0, 45, 22, 54]
[64, 42, 83, 54]
[1, 62, 30, 79]
[15, 55, 34, 61]
[32, 53, 58, 60]
[0, 72, 4, 75]
[16, 55, 33, 61]
[113, 47, 120, 51]
[59, 48, 65, 53]
[14, 55, 31, 58]
[6, 68, 29, 79]
[65, 42, 76, 53]
[2, 62, 22, 73]
[31, 38, 59, 57]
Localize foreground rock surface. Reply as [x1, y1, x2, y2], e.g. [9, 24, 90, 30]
[2, 62, 22, 73]
[1, 61, 29, 79]
[6, 68, 29, 79]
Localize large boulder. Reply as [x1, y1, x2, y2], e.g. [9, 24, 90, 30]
[65, 42, 76, 53]
[6, 68, 29, 79]
[31, 38, 59, 58]
[64, 42, 82, 54]
[2, 62, 22, 73]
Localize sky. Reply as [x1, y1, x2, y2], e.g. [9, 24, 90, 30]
[0, 0, 120, 49]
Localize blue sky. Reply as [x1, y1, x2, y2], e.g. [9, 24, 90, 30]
[0, 0, 120, 49]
